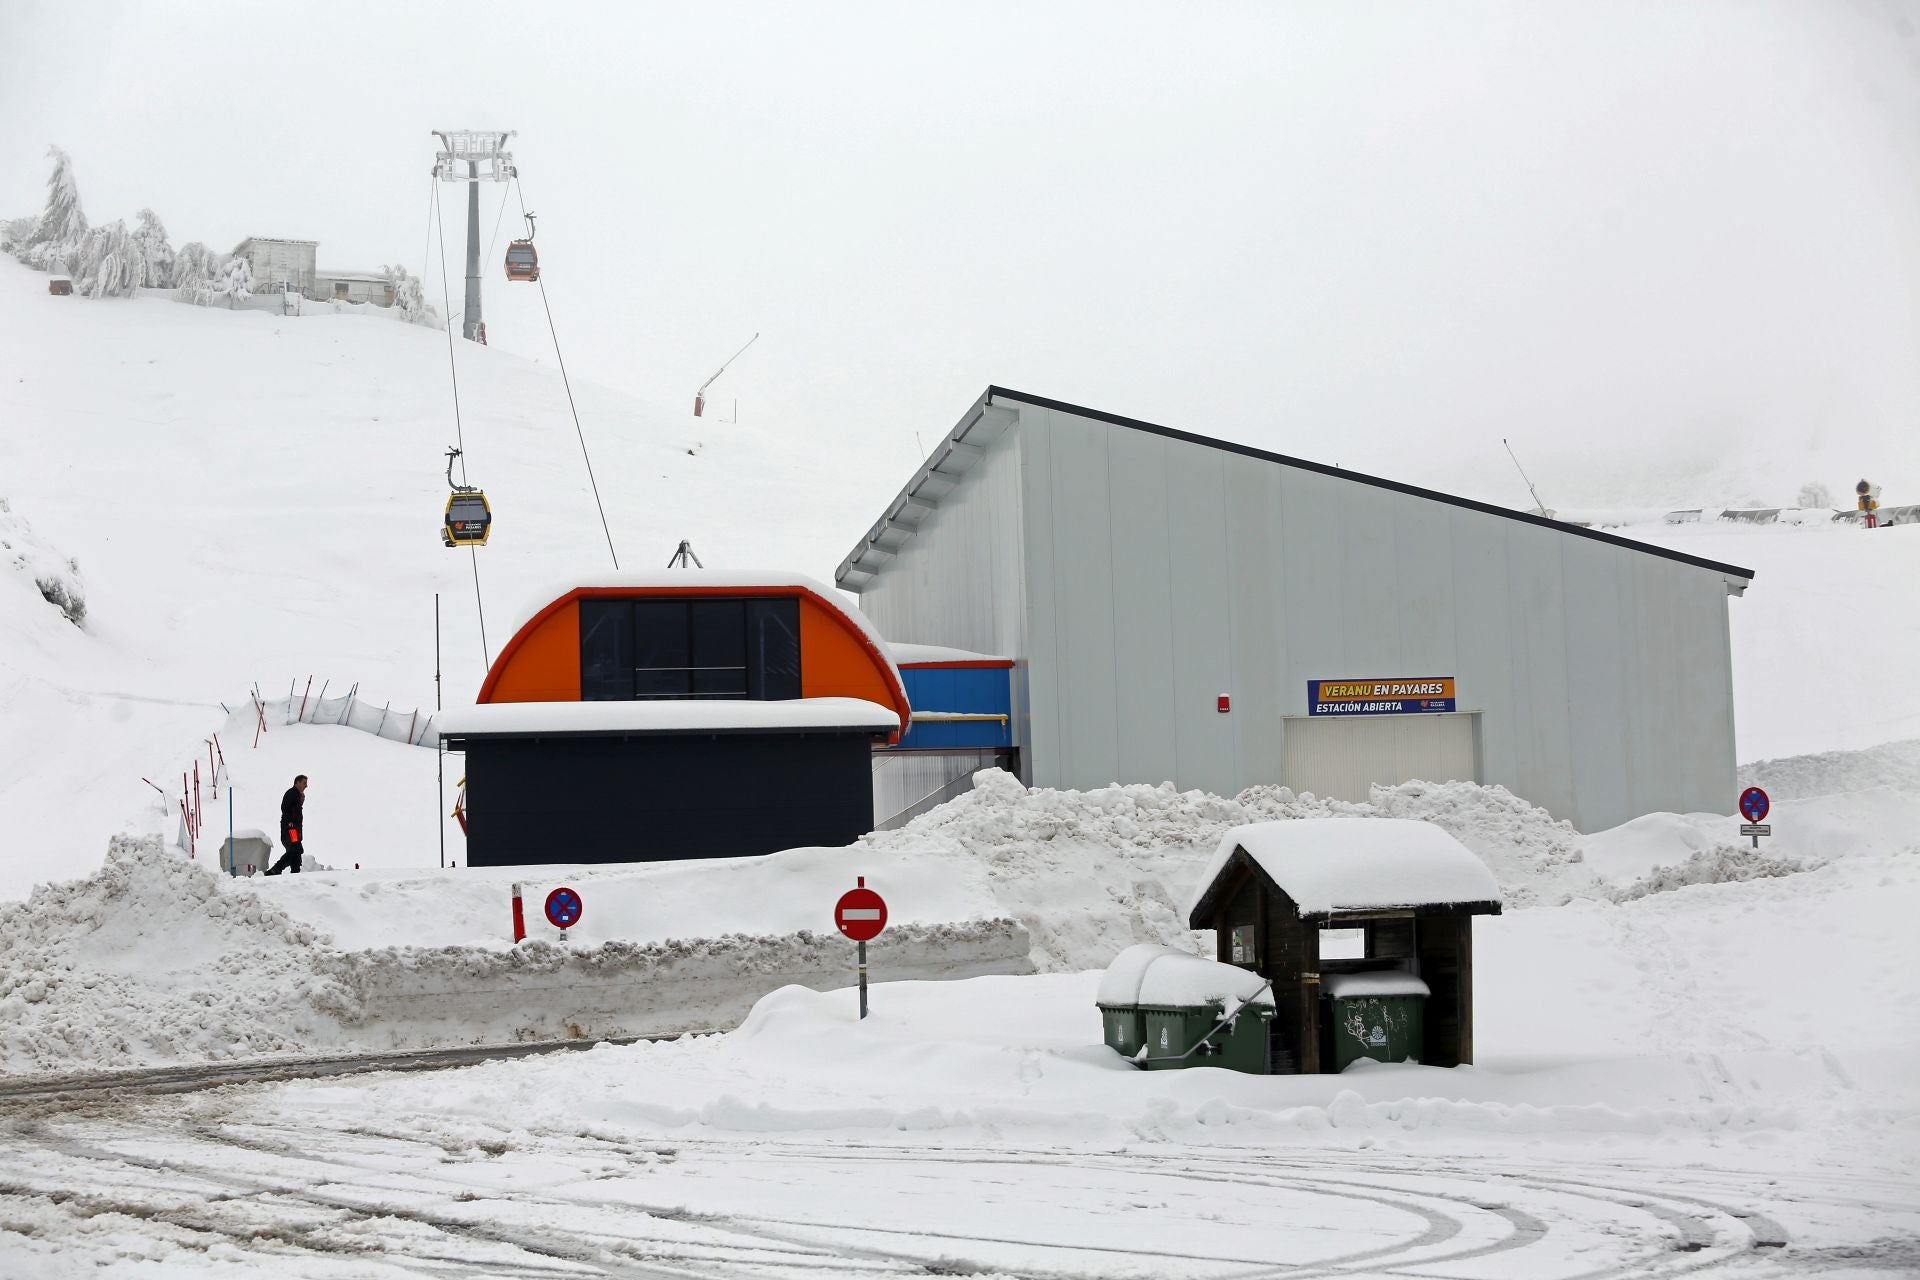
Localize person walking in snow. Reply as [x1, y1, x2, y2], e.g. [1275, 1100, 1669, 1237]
[265, 774, 308, 875]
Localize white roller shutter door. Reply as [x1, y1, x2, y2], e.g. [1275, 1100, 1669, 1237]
[1281, 713, 1478, 802]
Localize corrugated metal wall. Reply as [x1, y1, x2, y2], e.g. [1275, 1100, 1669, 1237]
[1013, 402, 1738, 831]
[855, 415, 1032, 762]
[853, 397, 1740, 832]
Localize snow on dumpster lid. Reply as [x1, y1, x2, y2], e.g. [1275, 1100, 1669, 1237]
[1324, 971, 1432, 1000]
[1189, 817, 1502, 918]
[1095, 943, 1189, 1006]
[1137, 953, 1273, 1009]
[438, 697, 902, 738]
[1096, 944, 1273, 1009]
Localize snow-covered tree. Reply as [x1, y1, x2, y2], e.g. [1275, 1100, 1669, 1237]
[211, 254, 253, 307]
[74, 220, 141, 298]
[1797, 482, 1832, 510]
[383, 263, 439, 327]
[0, 215, 37, 254]
[172, 241, 215, 294]
[131, 209, 174, 288]
[22, 146, 87, 264]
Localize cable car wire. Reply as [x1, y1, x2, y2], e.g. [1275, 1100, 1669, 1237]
[514, 175, 619, 570]
[430, 175, 490, 666]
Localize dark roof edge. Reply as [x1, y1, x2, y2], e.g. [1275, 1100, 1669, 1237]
[985, 386, 1757, 582]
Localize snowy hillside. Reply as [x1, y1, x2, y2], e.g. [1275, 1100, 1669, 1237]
[2, 257, 1918, 899]
[0, 258, 898, 899]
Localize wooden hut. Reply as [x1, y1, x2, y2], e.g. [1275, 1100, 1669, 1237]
[1186, 817, 1501, 1074]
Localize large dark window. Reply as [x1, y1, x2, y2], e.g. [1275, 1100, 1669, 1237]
[579, 597, 801, 701]
[580, 600, 633, 701]
[633, 600, 692, 698]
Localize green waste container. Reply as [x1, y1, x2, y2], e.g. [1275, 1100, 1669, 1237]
[1098, 1003, 1147, 1059]
[1325, 972, 1429, 1070]
[1096, 944, 1191, 1064]
[1139, 1001, 1274, 1074]
[1097, 946, 1274, 1073]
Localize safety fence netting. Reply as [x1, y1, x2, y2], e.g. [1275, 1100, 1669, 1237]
[259, 682, 437, 748]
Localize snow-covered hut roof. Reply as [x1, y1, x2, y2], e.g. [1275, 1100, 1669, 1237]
[438, 697, 900, 742]
[1186, 818, 1503, 924]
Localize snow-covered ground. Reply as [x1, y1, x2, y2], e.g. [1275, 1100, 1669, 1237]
[3, 259, 1919, 1275]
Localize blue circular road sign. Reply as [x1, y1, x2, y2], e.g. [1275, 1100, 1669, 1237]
[544, 886, 583, 930]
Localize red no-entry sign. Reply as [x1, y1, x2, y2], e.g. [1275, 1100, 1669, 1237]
[835, 881, 888, 942]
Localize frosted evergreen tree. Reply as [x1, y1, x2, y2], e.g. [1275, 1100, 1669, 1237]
[212, 254, 254, 307]
[23, 146, 87, 265]
[172, 241, 215, 298]
[383, 263, 438, 326]
[131, 209, 174, 288]
[76, 220, 141, 298]
[0, 215, 37, 254]
[1798, 482, 1832, 510]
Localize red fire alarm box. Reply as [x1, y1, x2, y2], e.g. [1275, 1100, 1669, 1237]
[1217, 694, 1231, 713]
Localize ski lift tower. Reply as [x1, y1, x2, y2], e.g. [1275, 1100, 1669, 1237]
[432, 130, 516, 343]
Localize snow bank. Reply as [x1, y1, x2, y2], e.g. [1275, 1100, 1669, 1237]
[1195, 818, 1501, 917]
[0, 495, 85, 626]
[865, 770, 1581, 974]
[1608, 845, 1815, 902]
[1740, 736, 1920, 801]
[0, 837, 1031, 1075]
[313, 972, 1852, 1146]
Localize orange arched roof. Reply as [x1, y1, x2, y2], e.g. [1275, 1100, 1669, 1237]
[475, 573, 909, 742]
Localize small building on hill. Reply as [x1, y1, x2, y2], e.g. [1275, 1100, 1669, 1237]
[313, 268, 394, 306]
[232, 237, 317, 294]
[1187, 817, 1502, 1074]
[438, 572, 910, 866]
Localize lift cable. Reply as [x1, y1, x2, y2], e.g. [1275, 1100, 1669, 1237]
[430, 175, 490, 665]
[514, 174, 619, 570]
[479, 183, 512, 311]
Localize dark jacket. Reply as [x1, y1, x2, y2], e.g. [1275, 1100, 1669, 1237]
[280, 786, 303, 838]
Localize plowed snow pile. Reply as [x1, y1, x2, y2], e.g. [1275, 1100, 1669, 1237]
[0, 837, 1030, 1074]
[6, 746, 1915, 1076]
[864, 768, 1593, 970]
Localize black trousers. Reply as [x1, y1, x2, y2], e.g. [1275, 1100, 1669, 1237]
[266, 839, 304, 875]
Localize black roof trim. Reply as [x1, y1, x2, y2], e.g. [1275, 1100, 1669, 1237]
[986, 386, 1756, 582]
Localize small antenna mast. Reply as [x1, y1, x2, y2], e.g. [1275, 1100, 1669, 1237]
[694, 332, 759, 417]
[1502, 438, 1550, 514]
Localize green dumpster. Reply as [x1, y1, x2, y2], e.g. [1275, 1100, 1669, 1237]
[1096, 943, 1187, 1061]
[1325, 971, 1430, 1070]
[1096, 945, 1273, 1074]
[1139, 1000, 1273, 1073]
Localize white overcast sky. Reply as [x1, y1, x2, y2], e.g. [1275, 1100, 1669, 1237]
[4, 0, 1916, 510]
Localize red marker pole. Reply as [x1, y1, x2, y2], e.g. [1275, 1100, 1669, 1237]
[511, 881, 527, 943]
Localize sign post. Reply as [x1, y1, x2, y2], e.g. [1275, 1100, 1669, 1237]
[544, 885, 583, 941]
[834, 877, 889, 1019]
[1738, 787, 1771, 850]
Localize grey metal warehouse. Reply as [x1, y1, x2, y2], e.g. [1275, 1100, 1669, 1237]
[841, 388, 1755, 833]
